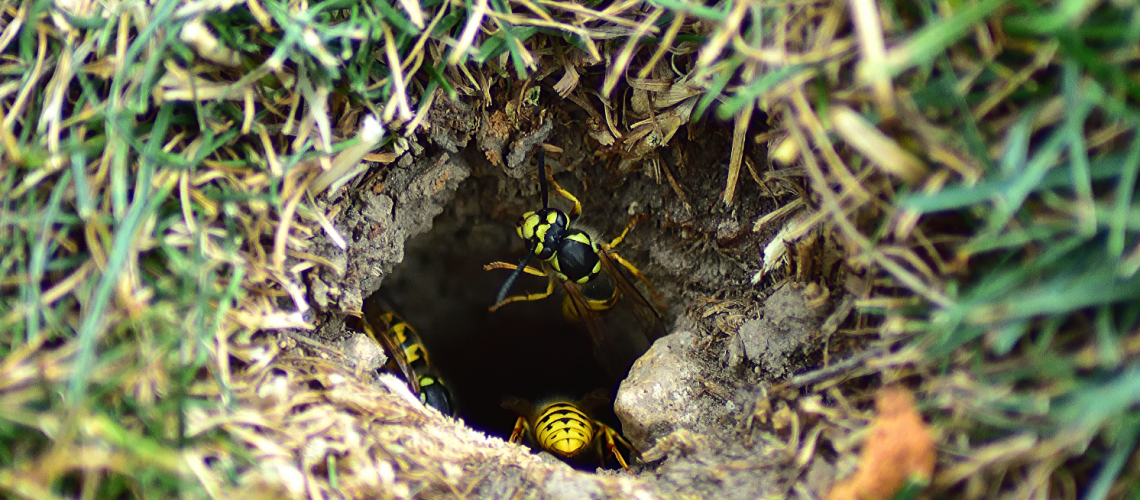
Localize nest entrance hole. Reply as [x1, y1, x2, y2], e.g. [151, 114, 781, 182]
[376, 178, 627, 455]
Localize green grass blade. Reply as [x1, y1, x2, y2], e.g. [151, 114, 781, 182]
[716, 64, 804, 120]
[1107, 130, 1140, 257]
[25, 171, 72, 344]
[885, 0, 1009, 77]
[68, 103, 175, 404]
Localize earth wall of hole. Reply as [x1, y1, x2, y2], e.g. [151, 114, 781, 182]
[304, 87, 844, 498]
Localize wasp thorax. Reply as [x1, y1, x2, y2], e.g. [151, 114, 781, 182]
[517, 208, 570, 260]
[548, 229, 601, 283]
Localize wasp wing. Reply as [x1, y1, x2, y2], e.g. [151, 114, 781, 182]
[574, 388, 612, 415]
[360, 297, 422, 395]
[559, 274, 652, 381]
[501, 396, 536, 417]
[596, 248, 667, 343]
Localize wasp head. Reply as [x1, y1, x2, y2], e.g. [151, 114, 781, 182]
[517, 207, 570, 261]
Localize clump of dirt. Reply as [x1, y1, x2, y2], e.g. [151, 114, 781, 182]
[308, 151, 472, 317]
[728, 282, 830, 380]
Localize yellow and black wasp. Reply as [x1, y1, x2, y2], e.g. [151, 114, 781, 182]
[352, 296, 454, 416]
[502, 391, 637, 474]
[485, 146, 667, 378]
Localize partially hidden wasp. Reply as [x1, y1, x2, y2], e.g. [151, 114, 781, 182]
[502, 391, 637, 474]
[484, 146, 668, 378]
[351, 296, 455, 416]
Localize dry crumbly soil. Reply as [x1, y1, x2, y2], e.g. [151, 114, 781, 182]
[297, 77, 852, 499]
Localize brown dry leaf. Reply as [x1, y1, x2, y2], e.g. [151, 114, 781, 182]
[825, 387, 936, 500]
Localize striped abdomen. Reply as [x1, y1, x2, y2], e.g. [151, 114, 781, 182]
[379, 312, 432, 376]
[534, 402, 595, 457]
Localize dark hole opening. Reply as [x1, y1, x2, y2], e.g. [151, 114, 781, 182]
[375, 192, 628, 469]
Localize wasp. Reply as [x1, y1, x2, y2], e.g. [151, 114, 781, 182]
[353, 297, 455, 416]
[502, 392, 637, 474]
[485, 147, 668, 378]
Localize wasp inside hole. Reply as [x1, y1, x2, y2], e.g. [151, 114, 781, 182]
[349, 296, 455, 417]
[484, 146, 669, 380]
[502, 391, 638, 475]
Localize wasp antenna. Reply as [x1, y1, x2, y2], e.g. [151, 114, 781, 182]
[495, 252, 535, 305]
[537, 147, 549, 210]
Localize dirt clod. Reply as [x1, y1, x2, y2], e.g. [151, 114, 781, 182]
[335, 332, 388, 375]
[614, 330, 703, 452]
[734, 282, 826, 379]
[311, 152, 471, 315]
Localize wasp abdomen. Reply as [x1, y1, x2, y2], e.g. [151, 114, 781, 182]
[417, 375, 454, 416]
[534, 403, 595, 457]
[363, 307, 456, 417]
[379, 313, 433, 371]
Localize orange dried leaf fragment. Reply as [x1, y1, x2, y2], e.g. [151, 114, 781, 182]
[825, 387, 936, 500]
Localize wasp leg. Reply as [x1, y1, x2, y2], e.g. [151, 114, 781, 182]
[603, 250, 667, 313]
[544, 172, 583, 221]
[484, 262, 547, 275]
[604, 215, 645, 249]
[596, 423, 634, 475]
[510, 416, 530, 444]
[560, 284, 620, 322]
[610, 426, 637, 456]
[587, 284, 621, 311]
[486, 267, 556, 312]
[602, 216, 668, 313]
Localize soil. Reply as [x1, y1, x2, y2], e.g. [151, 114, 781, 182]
[299, 72, 848, 499]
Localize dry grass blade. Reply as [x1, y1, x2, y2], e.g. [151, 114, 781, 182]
[830, 106, 928, 184]
[382, 23, 415, 122]
[722, 103, 751, 205]
[602, 7, 662, 97]
[396, 0, 426, 29]
[848, 0, 893, 118]
[450, 0, 489, 66]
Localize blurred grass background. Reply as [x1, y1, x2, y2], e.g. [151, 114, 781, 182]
[1, 0, 1139, 497]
